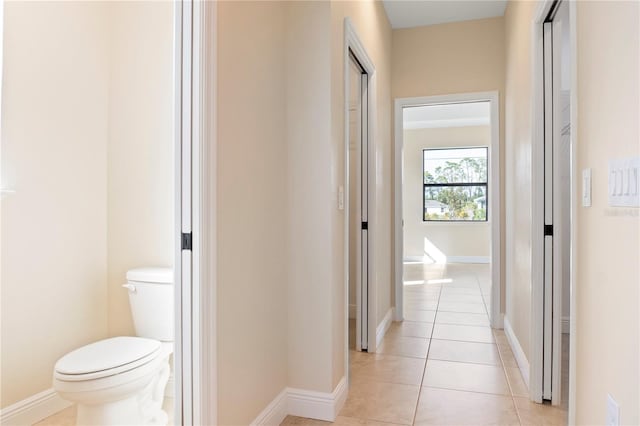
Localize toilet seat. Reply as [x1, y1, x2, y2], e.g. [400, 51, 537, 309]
[55, 337, 161, 382]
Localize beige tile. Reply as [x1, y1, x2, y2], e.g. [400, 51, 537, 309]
[435, 311, 490, 326]
[414, 387, 520, 426]
[404, 310, 436, 323]
[432, 324, 495, 343]
[499, 349, 520, 368]
[437, 301, 487, 314]
[385, 321, 433, 339]
[440, 286, 481, 295]
[438, 293, 486, 304]
[34, 406, 77, 426]
[428, 339, 501, 365]
[404, 300, 439, 311]
[281, 415, 331, 425]
[339, 379, 419, 425]
[505, 366, 529, 397]
[350, 351, 426, 386]
[514, 397, 568, 426]
[378, 335, 430, 359]
[423, 359, 511, 395]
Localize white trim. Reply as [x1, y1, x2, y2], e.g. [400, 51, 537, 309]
[375, 308, 394, 349]
[504, 317, 530, 388]
[175, 1, 217, 424]
[567, 0, 578, 422]
[343, 16, 379, 373]
[446, 256, 490, 264]
[250, 389, 288, 426]
[562, 316, 570, 334]
[530, 0, 555, 404]
[394, 92, 502, 328]
[252, 379, 348, 425]
[0, 389, 72, 426]
[530, 0, 577, 413]
[288, 378, 348, 422]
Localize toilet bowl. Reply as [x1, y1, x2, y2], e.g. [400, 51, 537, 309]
[53, 267, 173, 426]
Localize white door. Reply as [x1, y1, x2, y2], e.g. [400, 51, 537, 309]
[542, 0, 571, 404]
[348, 52, 370, 352]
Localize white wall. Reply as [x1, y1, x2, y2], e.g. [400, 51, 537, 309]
[1, 1, 110, 407]
[574, 1, 639, 423]
[403, 126, 491, 261]
[0, 1, 174, 408]
[107, 1, 174, 337]
[217, 2, 289, 424]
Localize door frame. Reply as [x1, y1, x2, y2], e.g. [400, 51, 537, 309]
[393, 92, 502, 329]
[530, 0, 577, 419]
[174, 1, 217, 424]
[343, 17, 377, 370]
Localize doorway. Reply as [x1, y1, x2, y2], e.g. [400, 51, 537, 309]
[347, 53, 370, 352]
[532, 0, 573, 407]
[394, 93, 502, 330]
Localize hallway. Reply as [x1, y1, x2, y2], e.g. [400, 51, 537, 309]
[283, 264, 567, 425]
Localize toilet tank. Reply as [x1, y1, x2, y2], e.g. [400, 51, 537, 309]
[124, 267, 174, 342]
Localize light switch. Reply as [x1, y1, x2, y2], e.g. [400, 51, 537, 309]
[582, 168, 591, 207]
[609, 157, 640, 207]
[338, 186, 345, 210]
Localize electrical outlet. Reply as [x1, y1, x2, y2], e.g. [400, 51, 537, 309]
[606, 394, 620, 426]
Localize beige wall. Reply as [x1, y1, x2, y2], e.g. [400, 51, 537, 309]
[0, 1, 110, 407]
[574, 1, 639, 423]
[107, 1, 174, 337]
[217, 2, 289, 423]
[331, 0, 393, 385]
[0, 1, 174, 408]
[503, 0, 536, 360]
[391, 16, 505, 312]
[403, 126, 491, 260]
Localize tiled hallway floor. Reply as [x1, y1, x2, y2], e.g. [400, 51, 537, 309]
[282, 263, 568, 426]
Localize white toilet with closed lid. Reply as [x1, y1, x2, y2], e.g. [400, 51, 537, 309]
[53, 267, 173, 426]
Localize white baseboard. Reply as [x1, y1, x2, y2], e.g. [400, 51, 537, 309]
[251, 377, 347, 425]
[562, 316, 570, 334]
[288, 377, 347, 422]
[504, 316, 530, 387]
[375, 308, 393, 349]
[403, 256, 490, 264]
[446, 256, 490, 264]
[250, 388, 288, 426]
[403, 256, 425, 263]
[349, 304, 356, 320]
[0, 389, 72, 426]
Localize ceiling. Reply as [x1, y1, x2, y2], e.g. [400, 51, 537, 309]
[403, 102, 490, 130]
[382, 0, 507, 29]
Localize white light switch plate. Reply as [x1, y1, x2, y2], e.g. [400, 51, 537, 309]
[338, 186, 345, 210]
[606, 394, 620, 426]
[609, 157, 640, 207]
[582, 168, 592, 207]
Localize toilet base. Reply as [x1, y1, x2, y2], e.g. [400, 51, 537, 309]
[72, 360, 171, 426]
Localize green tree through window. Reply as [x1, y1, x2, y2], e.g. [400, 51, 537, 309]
[423, 147, 488, 221]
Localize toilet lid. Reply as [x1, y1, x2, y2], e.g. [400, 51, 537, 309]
[55, 337, 161, 380]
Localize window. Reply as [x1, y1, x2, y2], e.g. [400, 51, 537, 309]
[423, 147, 488, 221]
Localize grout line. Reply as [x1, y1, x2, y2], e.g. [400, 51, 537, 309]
[410, 266, 445, 426]
[493, 327, 524, 425]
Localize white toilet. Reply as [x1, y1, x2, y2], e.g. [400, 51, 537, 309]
[53, 267, 174, 426]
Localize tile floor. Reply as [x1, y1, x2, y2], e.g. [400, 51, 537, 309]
[283, 262, 568, 426]
[37, 263, 567, 426]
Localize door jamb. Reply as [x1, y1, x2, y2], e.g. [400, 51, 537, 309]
[531, 0, 578, 419]
[175, 1, 217, 424]
[393, 92, 502, 329]
[343, 17, 377, 375]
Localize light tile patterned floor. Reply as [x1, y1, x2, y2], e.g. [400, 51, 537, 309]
[283, 263, 568, 426]
[38, 263, 567, 426]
